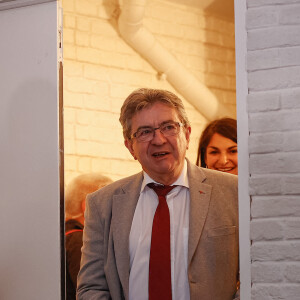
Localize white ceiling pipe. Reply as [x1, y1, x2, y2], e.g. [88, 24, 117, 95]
[118, 0, 235, 121]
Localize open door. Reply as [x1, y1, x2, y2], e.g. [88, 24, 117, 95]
[0, 1, 64, 299]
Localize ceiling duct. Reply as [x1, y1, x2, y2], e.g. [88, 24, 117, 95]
[118, 0, 234, 120]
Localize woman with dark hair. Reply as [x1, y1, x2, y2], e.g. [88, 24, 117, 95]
[196, 117, 238, 175]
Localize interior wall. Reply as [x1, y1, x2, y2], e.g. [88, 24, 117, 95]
[247, 1, 300, 299]
[236, 0, 300, 298]
[0, 2, 61, 299]
[62, 0, 236, 184]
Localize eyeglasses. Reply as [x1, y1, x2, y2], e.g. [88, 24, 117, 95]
[131, 121, 183, 143]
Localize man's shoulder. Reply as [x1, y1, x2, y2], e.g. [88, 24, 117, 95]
[188, 161, 238, 186]
[202, 167, 237, 182]
[87, 172, 143, 201]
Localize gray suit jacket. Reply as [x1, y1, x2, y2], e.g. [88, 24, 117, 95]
[77, 160, 239, 300]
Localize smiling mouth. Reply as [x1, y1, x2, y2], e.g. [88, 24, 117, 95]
[152, 152, 169, 157]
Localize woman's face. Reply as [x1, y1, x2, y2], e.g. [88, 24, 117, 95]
[205, 133, 238, 175]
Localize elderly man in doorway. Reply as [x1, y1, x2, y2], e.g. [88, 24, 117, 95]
[77, 88, 239, 300]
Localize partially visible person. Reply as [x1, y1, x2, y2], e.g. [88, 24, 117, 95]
[196, 117, 238, 175]
[65, 173, 113, 300]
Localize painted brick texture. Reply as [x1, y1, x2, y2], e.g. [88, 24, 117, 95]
[62, 0, 236, 184]
[247, 0, 300, 298]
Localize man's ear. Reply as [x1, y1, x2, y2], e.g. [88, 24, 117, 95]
[125, 139, 137, 160]
[185, 126, 191, 149]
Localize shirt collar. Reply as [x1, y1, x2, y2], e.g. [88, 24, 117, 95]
[141, 159, 189, 192]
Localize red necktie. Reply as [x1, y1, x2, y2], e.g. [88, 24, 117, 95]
[148, 183, 176, 300]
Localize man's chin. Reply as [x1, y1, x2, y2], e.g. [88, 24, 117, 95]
[145, 163, 175, 176]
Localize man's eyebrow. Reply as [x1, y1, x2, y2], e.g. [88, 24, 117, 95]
[160, 120, 175, 125]
[135, 120, 175, 131]
[136, 125, 153, 130]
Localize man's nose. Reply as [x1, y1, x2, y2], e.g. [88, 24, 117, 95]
[151, 128, 167, 144]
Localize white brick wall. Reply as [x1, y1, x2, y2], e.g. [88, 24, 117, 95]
[62, 0, 236, 184]
[247, 0, 300, 298]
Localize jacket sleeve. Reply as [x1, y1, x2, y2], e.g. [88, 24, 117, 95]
[66, 232, 83, 289]
[76, 194, 111, 300]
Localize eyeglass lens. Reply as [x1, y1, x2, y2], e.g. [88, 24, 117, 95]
[135, 122, 180, 142]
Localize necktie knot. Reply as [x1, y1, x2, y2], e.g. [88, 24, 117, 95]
[148, 183, 176, 198]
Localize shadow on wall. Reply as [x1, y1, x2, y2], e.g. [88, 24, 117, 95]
[205, 0, 234, 22]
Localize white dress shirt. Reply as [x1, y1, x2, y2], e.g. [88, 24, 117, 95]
[129, 160, 190, 300]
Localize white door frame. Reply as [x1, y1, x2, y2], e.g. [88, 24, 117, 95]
[235, 0, 251, 298]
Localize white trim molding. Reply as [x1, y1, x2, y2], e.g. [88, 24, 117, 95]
[0, 0, 55, 11]
[234, 0, 251, 298]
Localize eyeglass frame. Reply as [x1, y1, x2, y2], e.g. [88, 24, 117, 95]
[129, 121, 184, 143]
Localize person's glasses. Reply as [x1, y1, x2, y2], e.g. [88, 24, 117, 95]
[131, 121, 183, 143]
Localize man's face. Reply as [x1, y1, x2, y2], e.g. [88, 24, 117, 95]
[125, 102, 191, 185]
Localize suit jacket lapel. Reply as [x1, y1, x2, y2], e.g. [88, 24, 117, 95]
[111, 172, 143, 299]
[187, 161, 212, 265]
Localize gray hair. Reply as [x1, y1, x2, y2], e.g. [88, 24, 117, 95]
[65, 173, 113, 219]
[119, 88, 190, 140]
